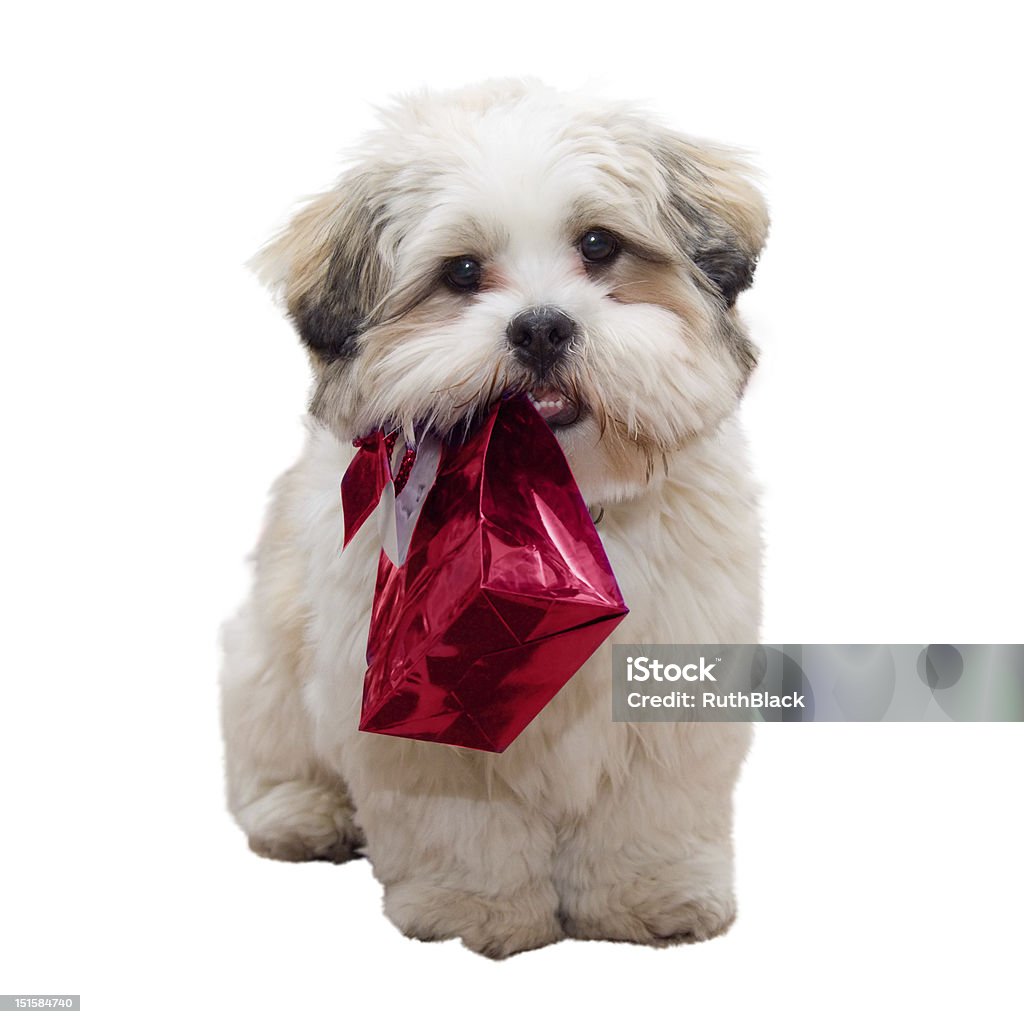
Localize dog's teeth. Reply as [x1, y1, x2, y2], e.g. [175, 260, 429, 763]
[525, 389, 576, 427]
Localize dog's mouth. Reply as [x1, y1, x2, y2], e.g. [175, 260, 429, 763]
[526, 386, 582, 428]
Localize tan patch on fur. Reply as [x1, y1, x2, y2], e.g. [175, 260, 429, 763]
[360, 292, 461, 363]
[480, 265, 509, 290]
[255, 190, 348, 312]
[312, 292, 503, 434]
[606, 254, 709, 329]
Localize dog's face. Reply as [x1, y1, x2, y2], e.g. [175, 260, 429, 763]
[255, 81, 768, 503]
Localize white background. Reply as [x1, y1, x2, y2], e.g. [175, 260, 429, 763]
[2, 2, 1022, 1021]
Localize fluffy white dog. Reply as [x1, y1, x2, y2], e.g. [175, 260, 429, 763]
[220, 80, 768, 957]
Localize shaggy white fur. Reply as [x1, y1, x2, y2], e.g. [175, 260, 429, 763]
[220, 80, 767, 957]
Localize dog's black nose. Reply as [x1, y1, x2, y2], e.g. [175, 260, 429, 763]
[507, 307, 575, 374]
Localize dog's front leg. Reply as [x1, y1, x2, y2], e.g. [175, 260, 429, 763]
[341, 738, 564, 959]
[555, 722, 751, 946]
[219, 469, 366, 865]
[220, 597, 366, 864]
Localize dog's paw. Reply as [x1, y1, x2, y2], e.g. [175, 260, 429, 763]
[384, 880, 563, 959]
[564, 888, 736, 947]
[239, 780, 364, 864]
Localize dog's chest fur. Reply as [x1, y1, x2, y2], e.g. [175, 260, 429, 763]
[276, 413, 760, 816]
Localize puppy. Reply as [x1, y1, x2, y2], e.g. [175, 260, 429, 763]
[220, 80, 768, 957]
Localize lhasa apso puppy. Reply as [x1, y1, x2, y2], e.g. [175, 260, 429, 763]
[220, 79, 768, 957]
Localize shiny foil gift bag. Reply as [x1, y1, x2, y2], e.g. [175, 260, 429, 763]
[341, 396, 629, 753]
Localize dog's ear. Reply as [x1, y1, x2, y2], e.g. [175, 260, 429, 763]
[654, 133, 769, 307]
[250, 170, 392, 362]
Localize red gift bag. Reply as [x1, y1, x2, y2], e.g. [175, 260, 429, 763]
[341, 396, 628, 753]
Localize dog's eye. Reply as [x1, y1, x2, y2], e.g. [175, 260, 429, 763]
[443, 256, 483, 291]
[579, 228, 619, 264]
